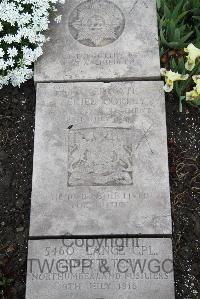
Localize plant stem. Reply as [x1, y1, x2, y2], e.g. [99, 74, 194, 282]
[179, 97, 183, 112]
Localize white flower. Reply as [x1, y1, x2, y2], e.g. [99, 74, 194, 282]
[0, 0, 65, 88]
[7, 58, 15, 67]
[0, 75, 9, 89]
[17, 12, 31, 26]
[0, 59, 7, 70]
[34, 46, 43, 59]
[54, 15, 62, 23]
[0, 49, 4, 58]
[7, 47, 18, 58]
[9, 67, 33, 87]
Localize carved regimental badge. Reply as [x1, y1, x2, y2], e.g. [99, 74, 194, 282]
[68, 128, 133, 186]
[68, 0, 125, 47]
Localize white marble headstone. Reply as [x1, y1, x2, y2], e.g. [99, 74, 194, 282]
[29, 81, 171, 236]
[34, 0, 160, 82]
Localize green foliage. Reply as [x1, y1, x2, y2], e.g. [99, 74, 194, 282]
[157, 0, 200, 111]
[157, 0, 200, 50]
[163, 55, 200, 111]
[170, 58, 200, 111]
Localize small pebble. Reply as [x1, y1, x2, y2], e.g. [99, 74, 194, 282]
[16, 227, 24, 232]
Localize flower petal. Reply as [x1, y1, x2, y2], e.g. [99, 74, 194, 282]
[186, 91, 193, 101]
[192, 75, 200, 83]
[160, 68, 167, 76]
[185, 44, 200, 71]
[167, 70, 188, 82]
[185, 60, 195, 71]
[186, 90, 199, 101]
[163, 82, 173, 92]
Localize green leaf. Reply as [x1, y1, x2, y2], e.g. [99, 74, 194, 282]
[160, 29, 169, 47]
[180, 31, 194, 43]
[174, 28, 181, 41]
[164, 3, 171, 19]
[156, 0, 161, 10]
[176, 11, 189, 23]
[193, 16, 200, 20]
[172, 0, 183, 19]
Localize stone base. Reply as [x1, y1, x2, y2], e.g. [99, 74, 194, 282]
[26, 238, 175, 299]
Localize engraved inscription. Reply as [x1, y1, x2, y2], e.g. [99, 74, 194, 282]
[68, 0, 125, 47]
[27, 238, 174, 298]
[68, 128, 133, 186]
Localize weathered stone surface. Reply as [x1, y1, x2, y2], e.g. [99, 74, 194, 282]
[29, 81, 171, 236]
[34, 0, 160, 82]
[26, 238, 175, 299]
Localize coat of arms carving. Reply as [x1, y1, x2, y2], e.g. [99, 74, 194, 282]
[68, 128, 132, 186]
[68, 0, 125, 47]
